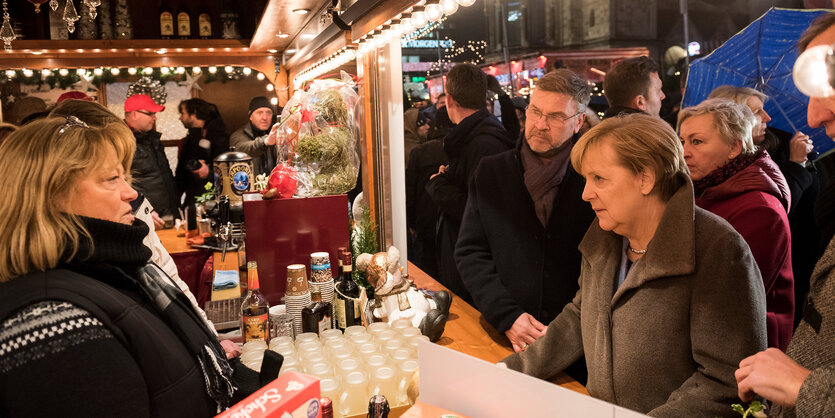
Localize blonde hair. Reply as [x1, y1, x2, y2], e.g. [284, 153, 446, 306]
[708, 85, 767, 106]
[571, 113, 688, 201]
[677, 98, 757, 155]
[0, 117, 135, 282]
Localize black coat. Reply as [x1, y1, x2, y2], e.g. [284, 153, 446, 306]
[175, 118, 229, 208]
[455, 140, 595, 333]
[131, 129, 180, 218]
[425, 108, 514, 302]
[406, 139, 448, 240]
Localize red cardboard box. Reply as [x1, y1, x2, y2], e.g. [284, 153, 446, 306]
[217, 372, 321, 418]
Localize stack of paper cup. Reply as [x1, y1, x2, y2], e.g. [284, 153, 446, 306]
[285, 264, 311, 336]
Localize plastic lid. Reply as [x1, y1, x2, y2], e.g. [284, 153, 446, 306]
[345, 371, 367, 384]
[374, 365, 395, 379]
[214, 150, 252, 162]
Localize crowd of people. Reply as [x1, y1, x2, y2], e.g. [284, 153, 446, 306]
[0, 9, 833, 418]
[404, 13, 835, 418]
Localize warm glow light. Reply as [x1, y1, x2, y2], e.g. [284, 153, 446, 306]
[243, 67, 252, 76]
[176, 67, 186, 74]
[93, 68, 103, 76]
[22, 69, 33, 77]
[256, 72, 265, 80]
[457, 0, 476, 6]
[411, 9, 427, 28]
[441, 0, 459, 15]
[59, 68, 69, 76]
[425, 3, 443, 22]
[160, 67, 170, 74]
[41, 69, 52, 77]
[192, 66, 202, 74]
[224, 66, 234, 73]
[110, 67, 120, 75]
[128, 67, 137, 75]
[208, 66, 217, 74]
[143, 67, 153, 75]
[292, 8, 310, 14]
[276, 32, 289, 38]
[5, 70, 15, 78]
[266, 84, 275, 91]
[270, 97, 278, 106]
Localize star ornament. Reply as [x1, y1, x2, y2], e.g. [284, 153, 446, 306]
[73, 73, 99, 93]
[299, 107, 318, 124]
[182, 72, 203, 91]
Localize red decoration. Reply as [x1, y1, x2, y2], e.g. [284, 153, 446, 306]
[263, 163, 298, 199]
[27, 0, 48, 13]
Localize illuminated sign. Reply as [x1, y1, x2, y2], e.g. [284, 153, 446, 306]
[411, 76, 426, 82]
[401, 40, 455, 49]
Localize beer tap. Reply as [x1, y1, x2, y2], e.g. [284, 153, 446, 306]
[218, 195, 231, 261]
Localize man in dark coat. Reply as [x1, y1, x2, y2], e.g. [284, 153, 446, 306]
[455, 69, 596, 366]
[229, 96, 277, 177]
[602, 56, 665, 119]
[176, 98, 229, 208]
[406, 126, 447, 279]
[425, 63, 514, 303]
[124, 94, 179, 226]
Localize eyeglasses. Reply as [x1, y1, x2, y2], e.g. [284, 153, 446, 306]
[58, 116, 89, 135]
[526, 106, 581, 127]
[136, 110, 156, 117]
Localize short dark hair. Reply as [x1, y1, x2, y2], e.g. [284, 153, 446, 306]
[603, 56, 660, 108]
[179, 98, 219, 121]
[49, 100, 121, 126]
[445, 63, 487, 110]
[798, 13, 835, 53]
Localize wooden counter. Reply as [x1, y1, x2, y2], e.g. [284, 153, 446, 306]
[156, 231, 587, 396]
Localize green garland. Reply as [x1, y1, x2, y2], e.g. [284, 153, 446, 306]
[4, 66, 254, 88]
[351, 205, 378, 290]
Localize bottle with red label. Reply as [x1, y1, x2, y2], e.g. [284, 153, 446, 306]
[241, 261, 270, 343]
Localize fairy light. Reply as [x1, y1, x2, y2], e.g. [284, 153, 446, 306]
[256, 72, 265, 80]
[4, 69, 14, 78]
[59, 68, 69, 76]
[22, 68, 33, 77]
[224, 65, 234, 73]
[176, 67, 186, 74]
[128, 67, 137, 75]
[93, 67, 103, 76]
[160, 66, 169, 74]
[192, 66, 202, 74]
[243, 67, 252, 76]
[110, 67, 120, 75]
[270, 97, 278, 105]
[143, 67, 153, 75]
[266, 83, 275, 91]
[208, 66, 217, 74]
[41, 69, 51, 77]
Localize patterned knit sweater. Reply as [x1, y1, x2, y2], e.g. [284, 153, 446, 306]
[0, 300, 150, 417]
[775, 236, 835, 417]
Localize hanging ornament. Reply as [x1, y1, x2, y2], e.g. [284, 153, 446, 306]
[28, 0, 49, 13]
[1, 0, 15, 52]
[50, 0, 58, 11]
[127, 77, 167, 105]
[63, 0, 79, 33]
[84, 0, 100, 18]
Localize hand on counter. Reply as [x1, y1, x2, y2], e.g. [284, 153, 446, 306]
[506, 313, 547, 353]
[220, 339, 242, 359]
[735, 347, 810, 407]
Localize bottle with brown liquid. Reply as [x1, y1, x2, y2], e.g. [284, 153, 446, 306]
[159, 1, 174, 39]
[334, 250, 360, 330]
[197, 5, 212, 39]
[176, 5, 192, 39]
[301, 285, 333, 335]
[241, 261, 270, 343]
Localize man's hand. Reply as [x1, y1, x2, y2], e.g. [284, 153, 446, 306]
[150, 211, 165, 230]
[735, 348, 811, 407]
[505, 313, 547, 353]
[264, 122, 280, 146]
[789, 132, 814, 164]
[193, 160, 210, 179]
[429, 164, 448, 181]
[220, 339, 242, 359]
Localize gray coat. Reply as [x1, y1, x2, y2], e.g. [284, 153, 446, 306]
[230, 123, 275, 177]
[774, 236, 835, 417]
[503, 180, 768, 417]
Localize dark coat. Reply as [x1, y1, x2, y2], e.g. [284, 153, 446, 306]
[503, 180, 768, 417]
[406, 139, 448, 278]
[131, 129, 180, 218]
[454, 138, 595, 334]
[175, 118, 229, 207]
[229, 122, 276, 177]
[602, 104, 643, 119]
[425, 108, 513, 302]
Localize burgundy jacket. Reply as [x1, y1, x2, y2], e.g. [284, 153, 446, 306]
[695, 152, 794, 351]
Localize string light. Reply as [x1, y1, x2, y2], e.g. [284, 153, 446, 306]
[256, 72, 265, 80]
[224, 65, 234, 73]
[270, 97, 278, 105]
[93, 67, 103, 76]
[242, 67, 252, 76]
[41, 69, 51, 77]
[143, 67, 153, 75]
[110, 67, 120, 75]
[208, 66, 217, 74]
[59, 68, 69, 76]
[192, 66, 202, 74]
[128, 67, 137, 75]
[4, 69, 14, 78]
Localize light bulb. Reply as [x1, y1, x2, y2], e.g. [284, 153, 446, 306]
[128, 67, 137, 75]
[93, 68, 103, 76]
[58, 68, 68, 76]
[176, 67, 186, 74]
[425, 3, 443, 22]
[5, 70, 15, 78]
[41, 69, 52, 77]
[143, 67, 153, 75]
[23, 69, 34, 77]
[243, 67, 252, 75]
[270, 97, 278, 105]
[457, 0, 476, 6]
[399, 17, 413, 35]
[224, 65, 234, 73]
[160, 67, 169, 74]
[441, 0, 459, 15]
[793, 44, 835, 98]
[266, 84, 275, 91]
[411, 10, 427, 28]
[110, 67, 120, 75]
[256, 72, 265, 80]
[208, 66, 217, 74]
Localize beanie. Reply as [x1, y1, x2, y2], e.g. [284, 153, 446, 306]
[248, 96, 272, 115]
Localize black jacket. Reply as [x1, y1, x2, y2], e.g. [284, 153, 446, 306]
[602, 105, 643, 119]
[455, 138, 595, 333]
[406, 139, 448, 241]
[229, 122, 276, 177]
[176, 118, 229, 207]
[131, 129, 180, 218]
[425, 108, 514, 302]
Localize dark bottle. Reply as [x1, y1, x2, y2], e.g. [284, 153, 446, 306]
[159, 1, 174, 39]
[241, 261, 270, 343]
[176, 5, 192, 39]
[301, 285, 332, 335]
[320, 397, 333, 418]
[334, 251, 360, 330]
[197, 5, 212, 39]
[367, 395, 390, 418]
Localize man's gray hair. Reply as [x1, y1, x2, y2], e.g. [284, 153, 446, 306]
[535, 69, 591, 111]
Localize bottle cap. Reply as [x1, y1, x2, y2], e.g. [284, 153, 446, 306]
[247, 261, 258, 270]
[286, 264, 309, 296]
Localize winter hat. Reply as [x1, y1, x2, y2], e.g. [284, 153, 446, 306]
[248, 96, 273, 115]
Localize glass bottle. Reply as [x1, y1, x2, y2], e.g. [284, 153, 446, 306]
[158, 1, 174, 39]
[301, 286, 332, 335]
[335, 250, 360, 330]
[241, 261, 270, 343]
[197, 5, 211, 39]
[176, 4, 191, 39]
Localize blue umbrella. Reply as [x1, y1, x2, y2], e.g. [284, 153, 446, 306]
[682, 7, 833, 153]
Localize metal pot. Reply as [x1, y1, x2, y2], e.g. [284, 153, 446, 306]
[214, 148, 253, 205]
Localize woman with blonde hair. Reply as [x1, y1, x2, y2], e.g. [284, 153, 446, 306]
[502, 113, 767, 416]
[679, 98, 794, 351]
[0, 117, 236, 416]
